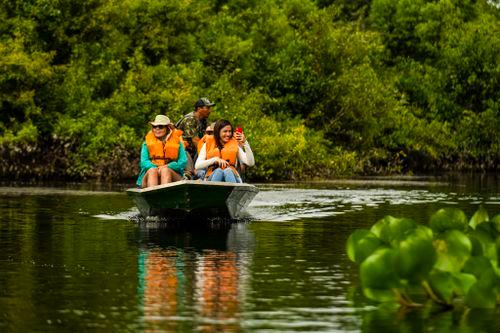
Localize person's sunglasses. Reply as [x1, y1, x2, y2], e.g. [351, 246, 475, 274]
[152, 125, 166, 129]
[205, 130, 214, 135]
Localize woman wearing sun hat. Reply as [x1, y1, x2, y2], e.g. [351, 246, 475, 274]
[136, 115, 188, 188]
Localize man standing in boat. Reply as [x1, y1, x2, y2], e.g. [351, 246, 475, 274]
[175, 97, 215, 179]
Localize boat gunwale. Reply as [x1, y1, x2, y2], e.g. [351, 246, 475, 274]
[126, 180, 258, 193]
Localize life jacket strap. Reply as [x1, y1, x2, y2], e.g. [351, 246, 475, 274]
[152, 156, 172, 163]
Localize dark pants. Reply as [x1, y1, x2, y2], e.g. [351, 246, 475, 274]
[184, 153, 196, 179]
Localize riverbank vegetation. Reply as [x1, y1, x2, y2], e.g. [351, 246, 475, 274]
[1, 0, 499, 181]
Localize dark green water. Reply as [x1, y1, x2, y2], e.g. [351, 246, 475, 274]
[1, 175, 500, 332]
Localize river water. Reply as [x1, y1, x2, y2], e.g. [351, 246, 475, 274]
[1, 175, 499, 332]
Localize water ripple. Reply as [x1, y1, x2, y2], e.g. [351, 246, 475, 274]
[247, 187, 464, 221]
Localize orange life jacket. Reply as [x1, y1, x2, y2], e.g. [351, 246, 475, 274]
[145, 130, 182, 166]
[197, 134, 215, 155]
[205, 137, 240, 179]
[173, 128, 186, 147]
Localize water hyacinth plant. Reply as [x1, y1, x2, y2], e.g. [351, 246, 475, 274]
[347, 207, 500, 308]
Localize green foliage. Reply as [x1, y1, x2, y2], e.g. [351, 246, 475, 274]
[346, 206, 500, 309]
[433, 230, 472, 273]
[429, 208, 468, 233]
[1, 0, 499, 180]
[395, 226, 436, 282]
[370, 215, 417, 247]
[347, 229, 383, 263]
[469, 205, 489, 229]
[360, 248, 400, 302]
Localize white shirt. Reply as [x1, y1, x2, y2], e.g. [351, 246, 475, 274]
[195, 141, 255, 170]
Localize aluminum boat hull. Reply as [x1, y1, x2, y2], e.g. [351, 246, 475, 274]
[126, 180, 259, 219]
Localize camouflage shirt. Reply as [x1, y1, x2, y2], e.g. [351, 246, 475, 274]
[175, 112, 207, 153]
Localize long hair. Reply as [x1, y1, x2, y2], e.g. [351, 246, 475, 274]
[213, 119, 232, 149]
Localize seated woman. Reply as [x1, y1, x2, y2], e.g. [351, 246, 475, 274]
[136, 115, 188, 188]
[195, 119, 254, 183]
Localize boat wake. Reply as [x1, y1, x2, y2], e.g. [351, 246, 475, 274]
[92, 184, 497, 222]
[246, 187, 448, 221]
[93, 208, 139, 220]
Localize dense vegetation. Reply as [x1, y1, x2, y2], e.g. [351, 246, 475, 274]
[347, 207, 500, 308]
[1, 0, 499, 181]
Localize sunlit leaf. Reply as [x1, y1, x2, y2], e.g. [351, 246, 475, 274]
[429, 208, 468, 233]
[452, 273, 476, 296]
[360, 248, 400, 290]
[469, 205, 489, 230]
[433, 230, 472, 272]
[346, 229, 383, 263]
[395, 226, 436, 282]
[362, 287, 398, 303]
[428, 269, 454, 304]
[370, 215, 417, 247]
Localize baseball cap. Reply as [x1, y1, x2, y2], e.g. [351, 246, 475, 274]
[194, 97, 215, 108]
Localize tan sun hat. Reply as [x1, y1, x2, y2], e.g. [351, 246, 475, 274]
[150, 115, 172, 126]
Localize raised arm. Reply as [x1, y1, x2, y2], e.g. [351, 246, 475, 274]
[237, 141, 255, 167]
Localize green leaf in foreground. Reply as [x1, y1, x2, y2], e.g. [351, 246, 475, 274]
[349, 208, 500, 309]
[469, 228, 497, 262]
[465, 283, 497, 309]
[426, 270, 476, 304]
[433, 230, 472, 273]
[491, 214, 500, 234]
[395, 226, 436, 282]
[360, 248, 400, 302]
[429, 208, 468, 233]
[462, 256, 494, 278]
[469, 205, 489, 230]
[346, 229, 383, 264]
[451, 273, 476, 296]
[465, 269, 499, 309]
[497, 238, 500, 269]
[370, 216, 416, 246]
[362, 287, 397, 303]
[427, 270, 455, 304]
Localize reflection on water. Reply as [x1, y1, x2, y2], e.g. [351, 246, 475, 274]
[136, 223, 251, 332]
[0, 175, 499, 332]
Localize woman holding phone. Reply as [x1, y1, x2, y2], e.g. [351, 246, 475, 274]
[195, 119, 254, 183]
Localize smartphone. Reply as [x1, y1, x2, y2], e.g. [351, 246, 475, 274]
[235, 126, 243, 133]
